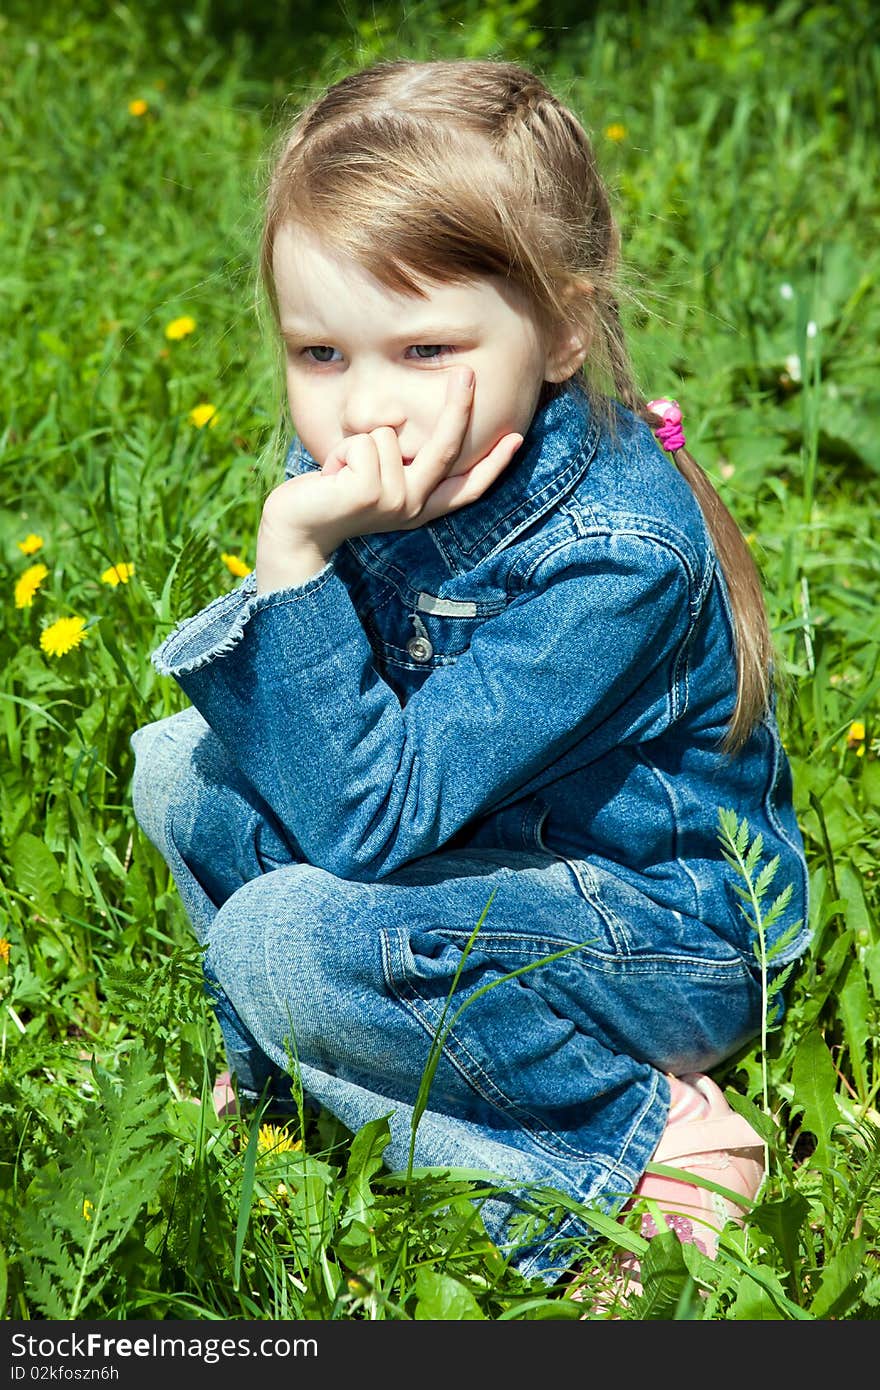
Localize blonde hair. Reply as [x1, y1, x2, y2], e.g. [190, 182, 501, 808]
[259, 58, 773, 752]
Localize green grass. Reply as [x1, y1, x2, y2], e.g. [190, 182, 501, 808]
[1, 0, 879, 1319]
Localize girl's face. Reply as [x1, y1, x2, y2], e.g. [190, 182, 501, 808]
[273, 224, 568, 477]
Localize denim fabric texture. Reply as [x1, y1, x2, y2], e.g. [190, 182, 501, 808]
[131, 379, 809, 1283]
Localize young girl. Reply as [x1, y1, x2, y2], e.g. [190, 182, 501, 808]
[131, 58, 809, 1295]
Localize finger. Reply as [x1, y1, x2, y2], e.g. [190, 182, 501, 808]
[415, 432, 524, 524]
[409, 367, 474, 486]
[369, 426, 408, 511]
[327, 434, 384, 506]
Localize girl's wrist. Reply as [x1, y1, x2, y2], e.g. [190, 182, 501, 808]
[255, 519, 332, 595]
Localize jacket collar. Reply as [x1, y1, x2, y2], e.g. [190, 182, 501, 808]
[284, 379, 599, 571]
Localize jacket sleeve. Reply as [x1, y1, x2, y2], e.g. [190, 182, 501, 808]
[152, 536, 694, 880]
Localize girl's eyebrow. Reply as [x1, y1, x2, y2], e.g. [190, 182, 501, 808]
[280, 322, 480, 344]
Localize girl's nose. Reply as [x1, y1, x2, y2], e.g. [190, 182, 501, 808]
[342, 368, 405, 438]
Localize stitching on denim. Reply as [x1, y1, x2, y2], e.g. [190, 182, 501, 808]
[513, 528, 698, 729]
[435, 916, 757, 979]
[409, 987, 612, 1165]
[558, 498, 598, 539]
[343, 539, 416, 599]
[570, 508, 704, 599]
[495, 513, 578, 597]
[441, 416, 600, 564]
[425, 522, 457, 574]
[152, 565, 340, 676]
[595, 1065, 665, 1199]
[440, 928, 585, 954]
[473, 420, 598, 554]
[669, 619, 693, 721]
[382, 650, 459, 669]
[348, 536, 500, 619]
[631, 751, 704, 915]
[513, 529, 696, 628]
[380, 927, 614, 1164]
[559, 858, 631, 955]
[348, 535, 503, 615]
[383, 939, 617, 1167]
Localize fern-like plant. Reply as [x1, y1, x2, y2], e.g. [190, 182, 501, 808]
[717, 808, 804, 1124]
[16, 1047, 173, 1318]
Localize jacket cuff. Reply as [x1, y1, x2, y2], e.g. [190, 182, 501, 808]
[151, 560, 337, 678]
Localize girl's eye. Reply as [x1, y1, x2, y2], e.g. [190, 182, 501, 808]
[304, 346, 340, 363]
[409, 345, 454, 360]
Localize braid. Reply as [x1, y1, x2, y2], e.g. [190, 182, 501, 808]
[599, 295, 773, 750]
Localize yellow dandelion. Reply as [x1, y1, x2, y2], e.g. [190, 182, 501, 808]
[40, 615, 88, 658]
[165, 315, 196, 341]
[17, 533, 44, 556]
[100, 562, 135, 587]
[82, 1198, 94, 1221]
[605, 123, 627, 142]
[128, 99, 148, 117]
[847, 721, 866, 756]
[221, 552, 250, 578]
[0, 938, 10, 963]
[15, 563, 49, 609]
[257, 1123, 301, 1156]
[189, 402, 218, 429]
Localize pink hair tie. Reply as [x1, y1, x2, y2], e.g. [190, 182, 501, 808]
[648, 398, 686, 453]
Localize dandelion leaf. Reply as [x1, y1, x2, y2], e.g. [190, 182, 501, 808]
[722, 1088, 777, 1145]
[413, 1268, 485, 1320]
[838, 862, 876, 947]
[809, 1236, 866, 1319]
[747, 1193, 809, 1269]
[863, 942, 880, 1003]
[9, 832, 62, 914]
[343, 1115, 392, 1228]
[731, 1265, 788, 1319]
[790, 1029, 838, 1170]
[837, 956, 871, 1103]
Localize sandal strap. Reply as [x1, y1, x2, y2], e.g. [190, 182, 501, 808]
[653, 1114, 764, 1164]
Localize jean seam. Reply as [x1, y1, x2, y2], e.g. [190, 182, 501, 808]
[557, 857, 632, 955]
[380, 927, 628, 1172]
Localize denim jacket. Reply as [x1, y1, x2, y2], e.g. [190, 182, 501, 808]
[152, 381, 810, 968]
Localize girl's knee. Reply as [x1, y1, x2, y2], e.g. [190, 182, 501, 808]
[130, 706, 212, 853]
[204, 865, 380, 1061]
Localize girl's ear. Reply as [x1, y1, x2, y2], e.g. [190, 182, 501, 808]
[543, 279, 592, 383]
[544, 324, 590, 383]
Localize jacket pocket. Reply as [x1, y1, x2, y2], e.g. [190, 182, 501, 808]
[366, 588, 505, 670]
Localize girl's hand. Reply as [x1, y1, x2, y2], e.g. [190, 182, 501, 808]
[255, 369, 523, 591]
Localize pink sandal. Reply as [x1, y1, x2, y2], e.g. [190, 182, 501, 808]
[576, 1073, 765, 1314]
[634, 1073, 765, 1254]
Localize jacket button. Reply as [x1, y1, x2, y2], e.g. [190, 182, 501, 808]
[406, 635, 433, 662]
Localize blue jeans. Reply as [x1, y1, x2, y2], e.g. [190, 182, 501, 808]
[131, 706, 765, 1283]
